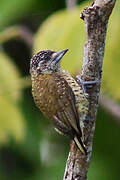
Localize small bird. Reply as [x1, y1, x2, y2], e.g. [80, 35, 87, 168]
[30, 49, 89, 155]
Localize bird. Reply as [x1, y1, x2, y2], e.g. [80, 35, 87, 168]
[30, 49, 89, 155]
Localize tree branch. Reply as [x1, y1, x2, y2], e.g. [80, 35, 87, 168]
[99, 95, 120, 123]
[63, 0, 116, 179]
[0, 26, 33, 48]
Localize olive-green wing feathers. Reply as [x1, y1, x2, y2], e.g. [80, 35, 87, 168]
[53, 74, 82, 138]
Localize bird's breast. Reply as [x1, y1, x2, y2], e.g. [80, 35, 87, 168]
[32, 74, 58, 118]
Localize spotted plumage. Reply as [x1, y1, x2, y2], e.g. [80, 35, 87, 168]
[30, 49, 88, 154]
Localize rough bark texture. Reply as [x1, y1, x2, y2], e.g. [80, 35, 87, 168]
[63, 0, 116, 180]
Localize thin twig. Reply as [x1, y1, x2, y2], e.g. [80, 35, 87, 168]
[0, 26, 33, 48]
[63, 0, 116, 179]
[66, 0, 77, 10]
[99, 95, 120, 123]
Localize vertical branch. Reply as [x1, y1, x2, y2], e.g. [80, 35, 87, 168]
[63, 0, 116, 180]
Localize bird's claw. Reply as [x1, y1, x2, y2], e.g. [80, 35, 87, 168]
[76, 75, 100, 94]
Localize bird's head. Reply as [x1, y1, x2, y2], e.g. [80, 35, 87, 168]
[30, 49, 68, 75]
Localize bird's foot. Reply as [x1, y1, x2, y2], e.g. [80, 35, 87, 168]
[76, 75, 100, 94]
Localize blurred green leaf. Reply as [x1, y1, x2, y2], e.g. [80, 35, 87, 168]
[0, 0, 33, 30]
[0, 51, 21, 102]
[0, 51, 25, 143]
[102, 2, 120, 100]
[33, 3, 87, 74]
[0, 96, 25, 143]
[0, 0, 65, 31]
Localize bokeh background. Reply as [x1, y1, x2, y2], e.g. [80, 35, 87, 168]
[0, 0, 120, 179]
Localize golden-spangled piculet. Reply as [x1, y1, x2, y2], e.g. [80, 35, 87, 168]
[30, 49, 89, 155]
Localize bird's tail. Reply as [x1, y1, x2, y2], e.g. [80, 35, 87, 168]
[74, 136, 87, 155]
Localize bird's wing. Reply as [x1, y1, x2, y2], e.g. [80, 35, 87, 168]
[52, 74, 82, 138]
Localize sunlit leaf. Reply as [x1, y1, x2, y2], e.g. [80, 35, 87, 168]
[33, 3, 87, 75]
[0, 51, 21, 102]
[0, 96, 25, 143]
[102, 2, 120, 100]
[0, 51, 25, 143]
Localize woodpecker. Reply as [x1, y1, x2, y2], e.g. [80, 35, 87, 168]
[30, 49, 89, 155]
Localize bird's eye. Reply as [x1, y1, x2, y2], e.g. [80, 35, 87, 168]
[51, 53, 57, 59]
[40, 55, 44, 59]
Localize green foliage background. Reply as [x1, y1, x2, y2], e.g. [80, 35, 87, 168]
[0, 0, 120, 180]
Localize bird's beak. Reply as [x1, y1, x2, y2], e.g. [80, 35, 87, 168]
[54, 49, 68, 64]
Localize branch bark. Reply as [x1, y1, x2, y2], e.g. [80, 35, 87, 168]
[63, 0, 116, 179]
